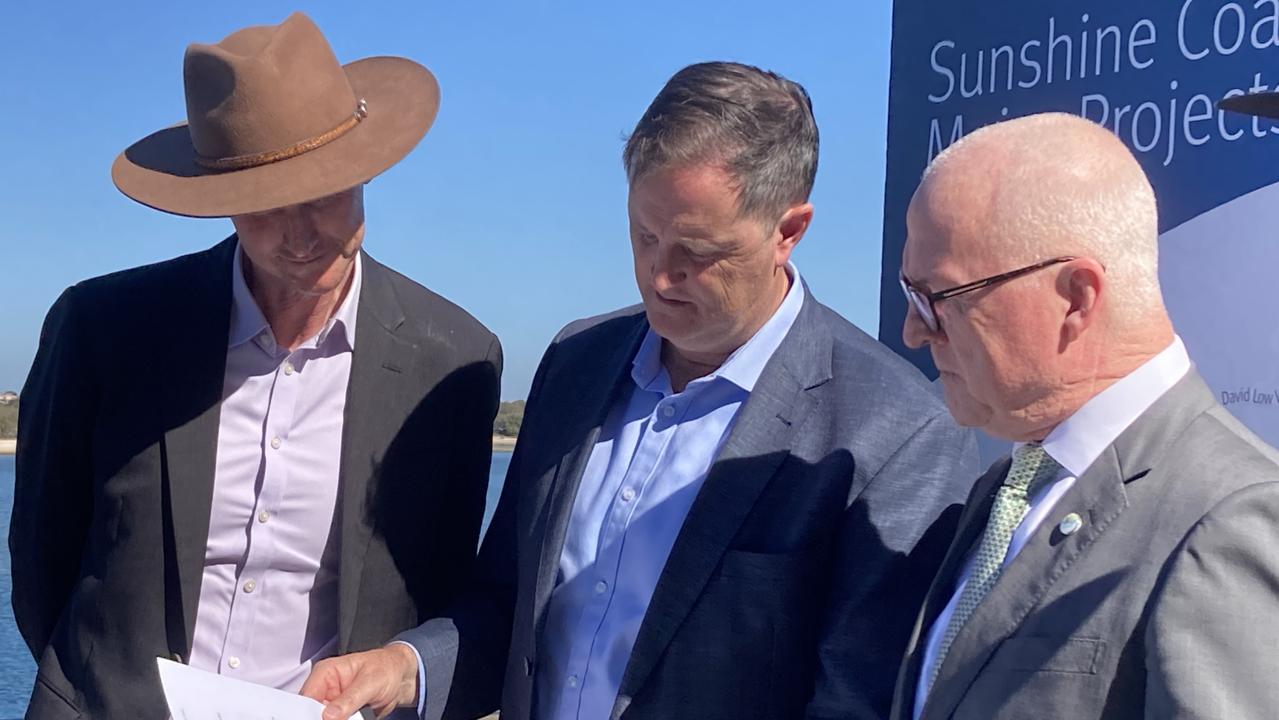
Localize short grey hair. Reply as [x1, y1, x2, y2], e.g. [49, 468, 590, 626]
[623, 61, 819, 221]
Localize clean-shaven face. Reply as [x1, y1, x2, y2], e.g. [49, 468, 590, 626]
[901, 183, 1067, 441]
[627, 164, 791, 361]
[232, 185, 366, 297]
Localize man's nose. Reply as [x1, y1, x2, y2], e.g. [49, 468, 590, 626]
[651, 245, 686, 291]
[279, 211, 317, 253]
[902, 303, 936, 350]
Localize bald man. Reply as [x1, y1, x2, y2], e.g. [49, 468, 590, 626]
[888, 113, 1279, 720]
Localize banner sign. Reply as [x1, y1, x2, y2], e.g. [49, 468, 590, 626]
[881, 0, 1279, 445]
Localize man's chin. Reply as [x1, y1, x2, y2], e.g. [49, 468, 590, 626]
[646, 322, 709, 358]
[940, 386, 989, 429]
[276, 260, 352, 294]
[643, 302, 693, 331]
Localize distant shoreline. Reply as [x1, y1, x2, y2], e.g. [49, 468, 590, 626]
[0, 437, 509, 456]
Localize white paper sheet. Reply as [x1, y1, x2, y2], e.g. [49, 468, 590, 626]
[156, 658, 361, 720]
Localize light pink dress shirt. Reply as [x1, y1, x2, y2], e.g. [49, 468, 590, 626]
[187, 246, 362, 692]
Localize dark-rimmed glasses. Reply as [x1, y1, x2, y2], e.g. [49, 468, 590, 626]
[899, 256, 1077, 333]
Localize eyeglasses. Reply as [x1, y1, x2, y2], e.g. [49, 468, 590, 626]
[899, 256, 1077, 333]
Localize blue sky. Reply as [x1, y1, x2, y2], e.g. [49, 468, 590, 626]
[0, 2, 893, 400]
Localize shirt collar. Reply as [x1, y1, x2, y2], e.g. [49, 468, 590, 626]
[1031, 335, 1192, 477]
[228, 242, 362, 353]
[631, 263, 806, 395]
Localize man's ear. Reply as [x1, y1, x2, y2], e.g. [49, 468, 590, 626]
[1061, 258, 1105, 344]
[774, 202, 814, 265]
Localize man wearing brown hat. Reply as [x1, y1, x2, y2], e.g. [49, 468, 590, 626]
[10, 12, 501, 719]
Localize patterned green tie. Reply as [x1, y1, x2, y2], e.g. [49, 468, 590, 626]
[924, 443, 1060, 695]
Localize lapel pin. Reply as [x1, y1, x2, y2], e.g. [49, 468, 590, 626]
[1058, 512, 1084, 536]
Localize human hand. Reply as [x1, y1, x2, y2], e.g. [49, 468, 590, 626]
[300, 644, 420, 720]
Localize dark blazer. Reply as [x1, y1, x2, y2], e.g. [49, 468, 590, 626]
[891, 371, 1279, 720]
[399, 289, 978, 720]
[11, 237, 502, 720]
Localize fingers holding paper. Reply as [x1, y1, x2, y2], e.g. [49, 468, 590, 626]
[301, 644, 421, 720]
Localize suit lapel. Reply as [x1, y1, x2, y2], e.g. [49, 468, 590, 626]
[161, 239, 237, 655]
[531, 315, 649, 645]
[613, 290, 832, 716]
[337, 253, 418, 651]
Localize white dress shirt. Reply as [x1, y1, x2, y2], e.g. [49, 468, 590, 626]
[913, 336, 1192, 718]
[188, 246, 361, 692]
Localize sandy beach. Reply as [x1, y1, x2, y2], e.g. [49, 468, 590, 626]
[0, 439, 14, 456]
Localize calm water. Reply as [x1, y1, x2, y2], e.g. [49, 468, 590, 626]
[0, 455, 31, 718]
[0, 451, 512, 718]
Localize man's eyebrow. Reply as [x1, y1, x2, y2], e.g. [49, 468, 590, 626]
[903, 268, 949, 295]
[676, 235, 735, 257]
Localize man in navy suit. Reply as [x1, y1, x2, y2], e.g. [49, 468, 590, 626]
[305, 61, 978, 720]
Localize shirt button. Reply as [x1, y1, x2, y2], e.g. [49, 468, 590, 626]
[258, 511, 270, 524]
[567, 674, 579, 688]
[595, 581, 608, 594]
[227, 656, 241, 669]
[270, 437, 281, 450]
[243, 579, 256, 593]
[621, 487, 636, 502]
[661, 405, 675, 418]
[283, 361, 295, 376]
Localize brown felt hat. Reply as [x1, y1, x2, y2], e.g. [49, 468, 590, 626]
[112, 12, 439, 217]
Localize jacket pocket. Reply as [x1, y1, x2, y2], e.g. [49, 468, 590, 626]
[27, 673, 83, 719]
[990, 635, 1104, 674]
[717, 547, 819, 581]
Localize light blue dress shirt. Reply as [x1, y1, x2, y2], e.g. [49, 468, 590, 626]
[536, 266, 805, 720]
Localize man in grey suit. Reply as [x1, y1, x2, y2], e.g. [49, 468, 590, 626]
[304, 62, 976, 720]
[891, 112, 1279, 720]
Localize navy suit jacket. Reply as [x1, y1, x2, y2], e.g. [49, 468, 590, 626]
[400, 288, 978, 720]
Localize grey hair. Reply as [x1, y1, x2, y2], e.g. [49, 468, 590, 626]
[925, 113, 1162, 314]
[623, 61, 819, 221]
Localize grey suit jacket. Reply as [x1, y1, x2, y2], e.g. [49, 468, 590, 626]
[399, 289, 978, 720]
[891, 371, 1279, 720]
[12, 238, 502, 719]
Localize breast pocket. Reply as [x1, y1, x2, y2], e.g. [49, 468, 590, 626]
[990, 635, 1105, 675]
[713, 547, 827, 618]
[717, 547, 820, 581]
[957, 636, 1108, 720]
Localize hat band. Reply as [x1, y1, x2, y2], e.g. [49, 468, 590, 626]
[195, 98, 368, 171]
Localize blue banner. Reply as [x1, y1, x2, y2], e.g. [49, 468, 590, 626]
[881, 0, 1279, 444]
